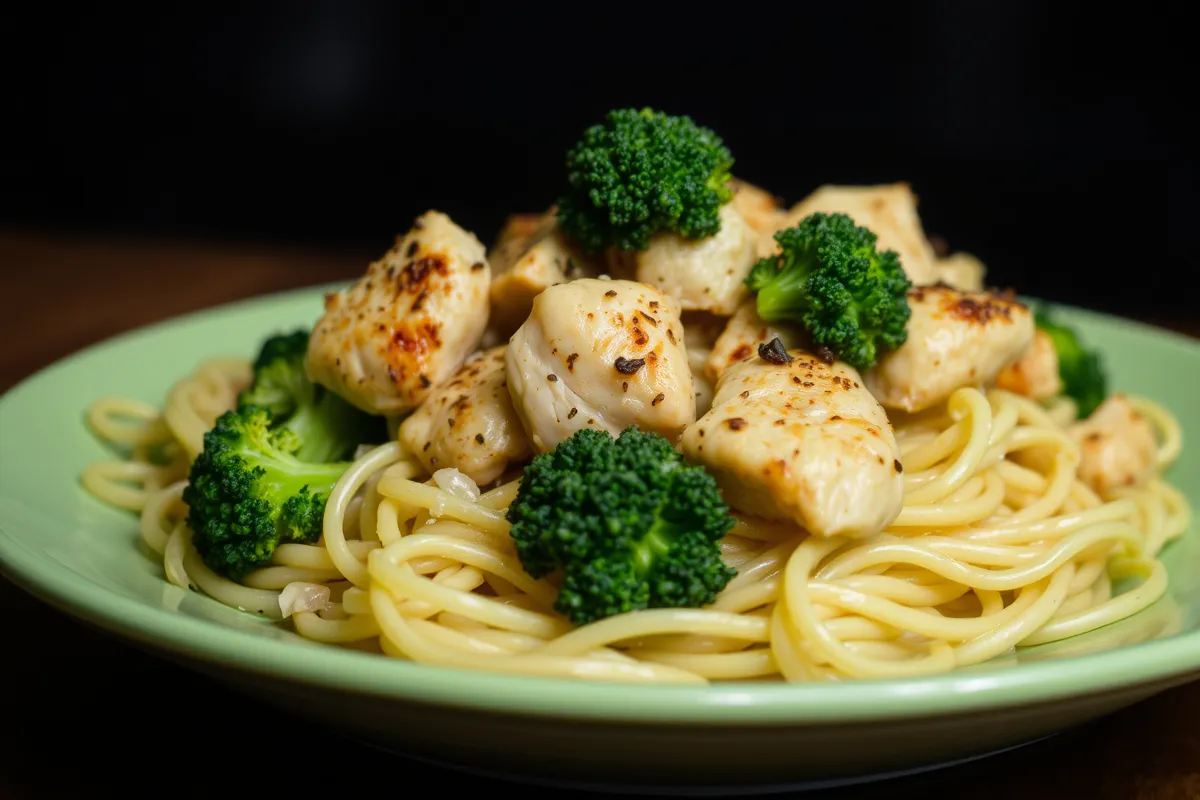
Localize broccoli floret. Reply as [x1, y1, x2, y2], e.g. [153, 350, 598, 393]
[183, 407, 351, 580]
[239, 329, 385, 463]
[556, 107, 735, 253]
[745, 212, 912, 372]
[1034, 307, 1107, 418]
[506, 426, 736, 626]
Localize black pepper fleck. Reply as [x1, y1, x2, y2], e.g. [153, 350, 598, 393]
[476, 433, 486, 444]
[567, 407, 578, 419]
[758, 337, 793, 365]
[407, 240, 419, 257]
[614, 356, 645, 374]
[894, 459, 904, 473]
[471, 261, 485, 271]
[726, 418, 749, 431]
[547, 374, 558, 382]
[651, 393, 665, 406]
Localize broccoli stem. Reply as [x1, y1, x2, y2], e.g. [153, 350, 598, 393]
[632, 523, 677, 577]
[279, 389, 368, 463]
[755, 263, 813, 322]
[234, 443, 346, 499]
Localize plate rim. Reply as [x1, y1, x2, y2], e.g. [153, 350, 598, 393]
[2, 281, 1200, 726]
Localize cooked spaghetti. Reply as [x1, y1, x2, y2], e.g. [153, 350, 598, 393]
[81, 355, 1189, 683]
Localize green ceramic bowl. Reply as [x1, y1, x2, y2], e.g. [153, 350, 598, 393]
[2, 285, 1199, 794]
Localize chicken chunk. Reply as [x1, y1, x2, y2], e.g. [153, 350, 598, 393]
[486, 211, 599, 340]
[705, 299, 805, 383]
[689, 354, 716, 417]
[730, 178, 785, 239]
[934, 251, 986, 292]
[488, 213, 547, 269]
[506, 278, 695, 451]
[863, 285, 1034, 413]
[1070, 395, 1158, 495]
[681, 313, 727, 417]
[398, 347, 532, 486]
[995, 329, 1061, 400]
[771, 183, 939, 285]
[681, 349, 904, 539]
[306, 210, 490, 416]
[632, 202, 759, 315]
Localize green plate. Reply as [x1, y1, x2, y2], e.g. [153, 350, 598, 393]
[2, 284, 1199, 793]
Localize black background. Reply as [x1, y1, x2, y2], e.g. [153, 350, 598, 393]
[4, 2, 1182, 318]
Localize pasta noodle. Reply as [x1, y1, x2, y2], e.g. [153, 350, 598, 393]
[80, 353, 1191, 684]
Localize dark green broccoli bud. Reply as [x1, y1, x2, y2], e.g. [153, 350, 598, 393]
[183, 408, 351, 580]
[556, 108, 735, 253]
[744, 212, 912, 372]
[238, 329, 386, 463]
[506, 426, 736, 625]
[1034, 307, 1107, 418]
[239, 330, 311, 418]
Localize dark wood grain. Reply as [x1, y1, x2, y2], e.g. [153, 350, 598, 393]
[1, 230, 1197, 800]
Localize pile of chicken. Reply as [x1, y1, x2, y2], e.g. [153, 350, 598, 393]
[305, 182, 1157, 541]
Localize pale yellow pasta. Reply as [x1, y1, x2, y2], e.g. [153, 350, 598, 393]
[80, 354, 1190, 684]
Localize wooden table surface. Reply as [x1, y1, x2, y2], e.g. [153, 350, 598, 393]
[1, 229, 1197, 800]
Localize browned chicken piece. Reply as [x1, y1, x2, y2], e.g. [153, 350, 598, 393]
[506, 278, 695, 452]
[1070, 395, 1158, 495]
[864, 285, 1034, 413]
[729, 178, 785, 240]
[680, 312, 728, 417]
[631, 203, 760, 316]
[398, 347, 532, 486]
[934, 251, 986, 291]
[306, 210, 490, 416]
[705, 299, 805, 383]
[682, 348, 904, 539]
[486, 211, 599, 340]
[488, 213, 547, 269]
[995, 329, 1062, 400]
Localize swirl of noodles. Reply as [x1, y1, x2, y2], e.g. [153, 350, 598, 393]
[82, 355, 1191, 684]
[82, 358, 250, 512]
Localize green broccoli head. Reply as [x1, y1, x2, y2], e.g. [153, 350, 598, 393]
[745, 212, 912, 372]
[555, 107, 735, 253]
[506, 426, 736, 626]
[239, 330, 311, 419]
[238, 329, 386, 463]
[183, 407, 350, 580]
[1034, 307, 1108, 418]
